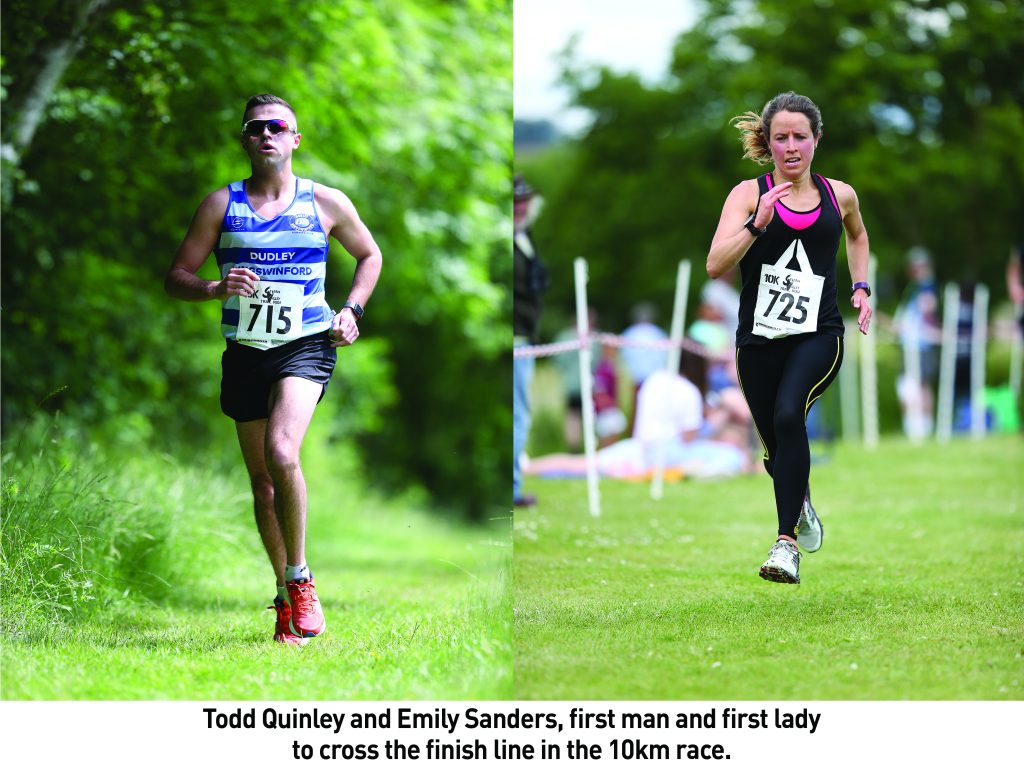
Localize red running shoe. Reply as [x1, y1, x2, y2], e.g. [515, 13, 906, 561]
[269, 597, 308, 646]
[287, 577, 326, 637]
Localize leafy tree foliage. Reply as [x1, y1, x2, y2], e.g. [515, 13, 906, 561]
[1, 0, 512, 518]
[520, 0, 1024, 336]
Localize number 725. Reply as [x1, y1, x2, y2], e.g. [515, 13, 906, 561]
[763, 289, 809, 324]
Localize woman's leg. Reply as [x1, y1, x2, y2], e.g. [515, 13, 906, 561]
[770, 334, 843, 538]
[735, 345, 786, 480]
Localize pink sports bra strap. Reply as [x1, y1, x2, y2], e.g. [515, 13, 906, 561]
[817, 174, 841, 216]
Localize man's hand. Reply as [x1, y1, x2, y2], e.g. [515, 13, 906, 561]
[330, 307, 360, 348]
[216, 267, 260, 299]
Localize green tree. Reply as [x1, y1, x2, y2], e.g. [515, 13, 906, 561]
[1, 0, 512, 518]
[521, 0, 1024, 335]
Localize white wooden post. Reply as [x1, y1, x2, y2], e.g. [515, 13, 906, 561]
[666, 260, 691, 377]
[574, 258, 601, 516]
[860, 255, 879, 448]
[936, 283, 960, 443]
[839, 327, 860, 441]
[652, 260, 691, 501]
[970, 284, 989, 439]
[901, 313, 926, 442]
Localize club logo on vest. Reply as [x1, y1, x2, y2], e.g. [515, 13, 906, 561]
[289, 214, 314, 231]
[228, 216, 246, 230]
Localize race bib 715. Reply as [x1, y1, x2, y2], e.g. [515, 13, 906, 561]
[236, 280, 303, 345]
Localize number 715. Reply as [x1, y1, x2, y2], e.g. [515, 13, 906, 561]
[246, 304, 292, 334]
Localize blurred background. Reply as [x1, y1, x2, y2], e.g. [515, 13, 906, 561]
[514, 0, 1024, 456]
[2, 0, 512, 520]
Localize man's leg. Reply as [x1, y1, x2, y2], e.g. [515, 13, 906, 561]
[266, 376, 326, 637]
[236, 418, 307, 645]
[265, 376, 322, 565]
[235, 419, 286, 585]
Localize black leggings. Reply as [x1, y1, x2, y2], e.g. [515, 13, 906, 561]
[736, 334, 844, 538]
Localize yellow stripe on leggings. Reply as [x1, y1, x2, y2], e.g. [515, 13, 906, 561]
[805, 336, 842, 418]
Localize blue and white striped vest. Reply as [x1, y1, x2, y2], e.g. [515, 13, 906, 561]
[215, 177, 333, 349]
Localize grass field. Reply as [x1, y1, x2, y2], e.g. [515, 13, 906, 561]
[1, 421, 511, 700]
[513, 434, 1023, 700]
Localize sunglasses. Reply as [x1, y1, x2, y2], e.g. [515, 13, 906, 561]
[241, 118, 297, 137]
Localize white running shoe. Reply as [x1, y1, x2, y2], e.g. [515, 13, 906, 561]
[796, 496, 823, 553]
[759, 539, 801, 584]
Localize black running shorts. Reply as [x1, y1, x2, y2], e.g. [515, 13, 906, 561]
[220, 331, 337, 422]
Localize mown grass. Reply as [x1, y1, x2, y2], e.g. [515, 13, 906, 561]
[1, 418, 511, 700]
[513, 434, 1023, 700]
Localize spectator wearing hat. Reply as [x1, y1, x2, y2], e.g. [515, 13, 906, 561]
[513, 175, 549, 507]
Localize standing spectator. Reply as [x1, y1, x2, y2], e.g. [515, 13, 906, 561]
[1008, 242, 1024, 339]
[700, 269, 742, 342]
[513, 175, 548, 507]
[894, 247, 941, 438]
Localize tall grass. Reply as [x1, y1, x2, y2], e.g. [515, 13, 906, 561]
[2, 415, 513, 699]
[0, 416, 255, 641]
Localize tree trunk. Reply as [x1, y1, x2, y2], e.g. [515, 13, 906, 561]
[1, 0, 109, 171]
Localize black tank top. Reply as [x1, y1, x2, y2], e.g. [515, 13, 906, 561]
[736, 172, 846, 347]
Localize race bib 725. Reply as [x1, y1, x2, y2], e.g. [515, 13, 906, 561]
[752, 239, 824, 340]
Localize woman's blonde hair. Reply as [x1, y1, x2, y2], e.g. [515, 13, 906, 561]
[731, 91, 823, 165]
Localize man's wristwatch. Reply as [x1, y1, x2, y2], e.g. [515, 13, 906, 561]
[744, 214, 767, 237]
[341, 301, 364, 320]
[851, 282, 871, 297]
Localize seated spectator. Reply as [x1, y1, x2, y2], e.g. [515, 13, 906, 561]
[620, 302, 669, 431]
[593, 340, 627, 447]
[525, 348, 750, 480]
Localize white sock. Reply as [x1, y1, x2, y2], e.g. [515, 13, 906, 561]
[285, 563, 310, 582]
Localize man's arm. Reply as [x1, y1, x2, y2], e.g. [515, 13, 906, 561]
[314, 184, 383, 347]
[165, 187, 259, 301]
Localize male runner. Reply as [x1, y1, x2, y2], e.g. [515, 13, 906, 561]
[165, 94, 382, 644]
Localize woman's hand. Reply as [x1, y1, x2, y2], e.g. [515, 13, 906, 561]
[852, 290, 872, 335]
[752, 181, 792, 230]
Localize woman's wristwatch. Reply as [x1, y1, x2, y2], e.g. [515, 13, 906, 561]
[744, 214, 767, 237]
[851, 282, 871, 297]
